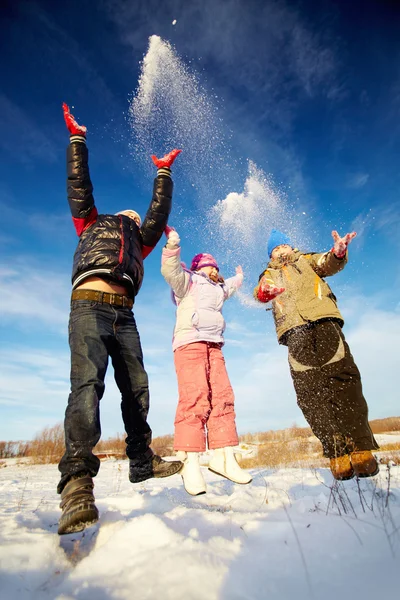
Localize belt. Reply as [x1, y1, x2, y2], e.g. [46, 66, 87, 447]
[71, 289, 133, 309]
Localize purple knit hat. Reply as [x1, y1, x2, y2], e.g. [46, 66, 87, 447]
[190, 253, 219, 272]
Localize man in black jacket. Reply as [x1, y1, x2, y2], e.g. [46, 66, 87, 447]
[58, 104, 182, 535]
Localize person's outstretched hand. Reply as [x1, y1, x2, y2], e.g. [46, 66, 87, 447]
[331, 230, 357, 258]
[151, 149, 181, 169]
[164, 225, 175, 237]
[165, 225, 180, 249]
[236, 265, 244, 277]
[62, 103, 87, 137]
[259, 276, 285, 302]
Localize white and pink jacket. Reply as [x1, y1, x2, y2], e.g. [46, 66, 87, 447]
[161, 246, 243, 351]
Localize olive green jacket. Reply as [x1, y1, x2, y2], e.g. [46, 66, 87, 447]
[254, 249, 347, 344]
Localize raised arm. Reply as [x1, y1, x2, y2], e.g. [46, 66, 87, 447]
[63, 103, 98, 237]
[140, 149, 181, 259]
[223, 266, 244, 300]
[161, 226, 191, 299]
[304, 230, 356, 277]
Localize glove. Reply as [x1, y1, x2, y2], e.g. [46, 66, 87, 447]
[164, 224, 175, 237]
[151, 149, 181, 169]
[258, 277, 285, 302]
[62, 103, 87, 137]
[165, 226, 180, 249]
[331, 230, 357, 259]
[235, 265, 244, 282]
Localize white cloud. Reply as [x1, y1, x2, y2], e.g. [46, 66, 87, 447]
[0, 260, 70, 332]
[344, 307, 400, 418]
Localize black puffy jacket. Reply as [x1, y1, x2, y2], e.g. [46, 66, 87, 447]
[67, 141, 173, 299]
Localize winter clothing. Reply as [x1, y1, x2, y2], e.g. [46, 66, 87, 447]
[63, 103, 87, 137]
[162, 246, 241, 351]
[267, 229, 292, 257]
[129, 448, 183, 483]
[58, 137, 181, 495]
[254, 242, 379, 462]
[176, 451, 207, 495]
[254, 249, 346, 344]
[67, 139, 173, 296]
[330, 450, 378, 481]
[329, 455, 354, 481]
[208, 447, 252, 484]
[58, 474, 98, 535]
[190, 253, 219, 272]
[350, 450, 379, 477]
[285, 320, 378, 458]
[151, 148, 182, 169]
[331, 230, 357, 259]
[58, 299, 152, 492]
[173, 342, 239, 451]
[162, 244, 243, 446]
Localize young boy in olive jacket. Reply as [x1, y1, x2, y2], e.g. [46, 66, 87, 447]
[254, 229, 379, 480]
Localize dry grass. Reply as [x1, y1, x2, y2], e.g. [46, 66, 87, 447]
[151, 434, 174, 457]
[27, 423, 65, 464]
[17, 425, 176, 464]
[96, 433, 126, 456]
[240, 423, 313, 445]
[239, 436, 326, 470]
[379, 452, 400, 465]
[0, 440, 30, 459]
[379, 442, 400, 452]
[370, 417, 400, 433]
[3, 415, 399, 466]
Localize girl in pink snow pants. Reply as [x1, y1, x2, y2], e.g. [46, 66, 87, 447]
[161, 226, 252, 495]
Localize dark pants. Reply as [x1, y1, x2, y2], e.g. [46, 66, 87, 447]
[286, 320, 379, 458]
[57, 300, 152, 493]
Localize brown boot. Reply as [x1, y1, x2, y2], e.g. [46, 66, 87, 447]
[330, 455, 354, 480]
[58, 474, 99, 535]
[350, 451, 379, 478]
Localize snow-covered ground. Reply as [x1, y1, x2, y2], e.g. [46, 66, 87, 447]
[374, 432, 400, 446]
[0, 460, 399, 600]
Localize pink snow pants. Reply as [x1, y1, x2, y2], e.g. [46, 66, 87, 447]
[173, 342, 239, 452]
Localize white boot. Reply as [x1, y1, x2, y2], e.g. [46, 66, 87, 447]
[176, 451, 207, 496]
[208, 447, 252, 484]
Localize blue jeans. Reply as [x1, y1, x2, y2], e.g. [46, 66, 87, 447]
[58, 300, 151, 492]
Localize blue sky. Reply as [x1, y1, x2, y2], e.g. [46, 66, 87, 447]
[0, 0, 399, 442]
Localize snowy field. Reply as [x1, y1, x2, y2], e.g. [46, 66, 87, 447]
[374, 432, 400, 446]
[0, 460, 399, 600]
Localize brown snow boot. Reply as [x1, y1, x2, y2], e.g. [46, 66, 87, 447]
[58, 473, 99, 535]
[330, 454, 354, 480]
[129, 449, 183, 483]
[350, 450, 379, 478]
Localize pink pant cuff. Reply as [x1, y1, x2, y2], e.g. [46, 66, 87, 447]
[208, 438, 239, 450]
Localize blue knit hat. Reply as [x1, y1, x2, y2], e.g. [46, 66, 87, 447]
[267, 229, 292, 257]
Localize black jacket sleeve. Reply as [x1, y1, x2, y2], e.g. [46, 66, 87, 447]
[67, 141, 97, 236]
[140, 173, 173, 253]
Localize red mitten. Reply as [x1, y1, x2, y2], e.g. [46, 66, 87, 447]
[257, 278, 285, 303]
[164, 224, 175, 237]
[151, 149, 181, 169]
[62, 103, 87, 137]
[331, 230, 357, 258]
[165, 227, 180, 249]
